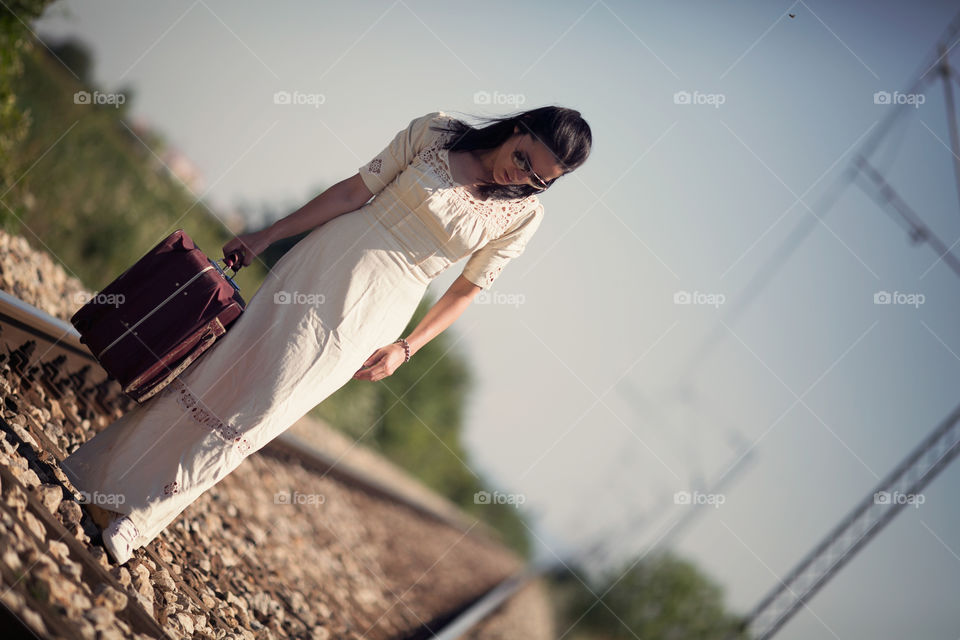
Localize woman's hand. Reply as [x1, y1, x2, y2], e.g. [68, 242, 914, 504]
[353, 343, 406, 382]
[222, 230, 272, 270]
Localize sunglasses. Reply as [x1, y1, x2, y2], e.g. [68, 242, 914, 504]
[511, 149, 548, 191]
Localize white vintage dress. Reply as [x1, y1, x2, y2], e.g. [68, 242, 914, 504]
[61, 111, 544, 550]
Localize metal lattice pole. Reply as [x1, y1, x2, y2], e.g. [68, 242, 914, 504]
[739, 402, 960, 639]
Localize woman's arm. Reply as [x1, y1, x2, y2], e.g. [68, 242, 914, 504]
[353, 274, 482, 382]
[264, 173, 373, 243]
[222, 173, 373, 267]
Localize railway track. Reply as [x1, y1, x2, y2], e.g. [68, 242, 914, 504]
[0, 289, 536, 639]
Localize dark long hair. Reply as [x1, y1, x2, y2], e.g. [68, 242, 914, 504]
[431, 106, 592, 200]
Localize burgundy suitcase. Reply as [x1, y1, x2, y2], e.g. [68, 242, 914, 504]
[70, 229, 246, 403]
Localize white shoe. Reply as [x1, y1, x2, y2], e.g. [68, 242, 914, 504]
[102, 515, 140, 565]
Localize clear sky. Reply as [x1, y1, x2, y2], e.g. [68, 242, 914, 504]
[33, 1, 960, 637]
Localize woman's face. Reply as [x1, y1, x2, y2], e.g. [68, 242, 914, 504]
[491, 127, 566, 190]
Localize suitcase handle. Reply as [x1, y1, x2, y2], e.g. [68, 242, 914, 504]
[222, 249, 245, 272]
[211, 256, 242, 293]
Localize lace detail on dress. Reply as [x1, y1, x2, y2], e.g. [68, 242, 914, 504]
[418, 135, 538, 234]
[481, 266, 503, 286]
[168, 379, 252, 455]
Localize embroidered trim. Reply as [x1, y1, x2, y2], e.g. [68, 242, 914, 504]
[483, 266, 503, 285]
[418, 134, 538, 234]
[367, 158, 382, 175]
[169, 379, 252, 455]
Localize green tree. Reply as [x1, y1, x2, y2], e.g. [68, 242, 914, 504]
[554, 551, 749, 639]
[0, 0, 54, 215]
[46, 37, 93, 83]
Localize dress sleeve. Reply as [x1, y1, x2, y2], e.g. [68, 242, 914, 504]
[461, 201, 545, 290]
[358, 111, 443, 196]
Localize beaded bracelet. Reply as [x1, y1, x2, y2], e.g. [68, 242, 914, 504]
[394, 338, 411, 362]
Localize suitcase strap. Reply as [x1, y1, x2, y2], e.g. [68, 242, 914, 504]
[99, 265, 215, 357]
[124, 316, 227, 401]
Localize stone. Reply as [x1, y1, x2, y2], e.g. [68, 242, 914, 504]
[227, 591, 248, 612]
[2, 547, 21, 571]
[83, 605, 115, 630]
[35, 483, 62, 513]
[35, 572, 75, 606]
[19, 608, 47, 636]
[58, 500, 82, 526]
[88, 545, 110, 570]
[176, 612, 195, 635]
[130, 563, 155, 612]
[314, 601, 331, 619]
[68, 591, 93, 614]
[109, 566, 132, 588]
[250, 591, 282, 619]
[134, 592, 154, 618]
[47, 539, 70, 563]
[22, 510, 45, 541]
[152, 567, 176, 592]
[12, 466, 41, 488]
[44, 417, 64, 437]
[93, 583, 128, 612]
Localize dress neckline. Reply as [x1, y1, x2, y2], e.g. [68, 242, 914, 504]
[420, 136, 539, 233]
[437, 147, 484, 200]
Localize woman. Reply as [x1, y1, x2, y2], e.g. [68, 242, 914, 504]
[61, 106, 592, 564]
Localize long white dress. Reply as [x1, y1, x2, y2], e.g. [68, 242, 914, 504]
[61, 111, 544, 550]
